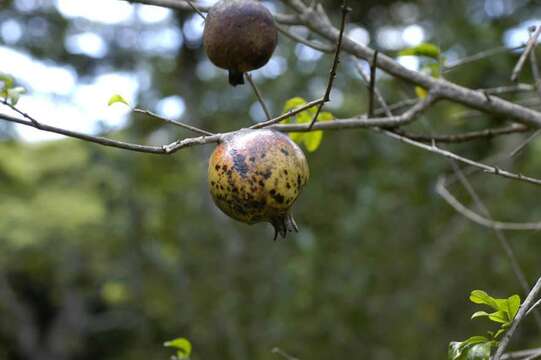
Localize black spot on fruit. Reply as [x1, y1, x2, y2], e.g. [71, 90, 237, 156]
[232, 150, 249, 177]
[208, 129, 309, 240]
[203, 0, 278, 86]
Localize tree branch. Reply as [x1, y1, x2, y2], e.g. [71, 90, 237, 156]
[493, 277, 541, 360]
[281, 0, 541, 129]
[0, 111, 221, 154]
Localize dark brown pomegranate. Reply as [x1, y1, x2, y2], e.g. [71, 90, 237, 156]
[208, 129, 309, 239]
[203, 0, 278, 86]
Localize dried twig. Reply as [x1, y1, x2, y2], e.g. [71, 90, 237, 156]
[245, 72, 272, 121]
[501, 348, 541, 360]
[272, 348, 299, 360]
[0, 110, 221, 154]
[444, 45, 525, 72]
[307, 2, 349, 129]
[511, 25, 541, 82]
[436, 178, 541, 230]
[184, 0, 205, 20]
[530, 44, 541, 99]
[276, 24, 334, 53]
[133, 108, 214, 136]
[393, 125, 530, 144]
[251, 97, 325, 129]
[368, 51, 379, 118]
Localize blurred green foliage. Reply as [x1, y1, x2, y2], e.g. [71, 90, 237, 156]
[0, 0, 541, 359]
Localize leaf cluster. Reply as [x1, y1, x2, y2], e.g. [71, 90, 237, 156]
[448, 290, 521, 360]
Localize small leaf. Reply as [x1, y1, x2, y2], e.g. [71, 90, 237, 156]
[487, 311, 508, 324]
[462, 336, 489, 346]
[7, 86, 26, 105]
[303, 112, 333, 152]
[304, 131, 323, 152]
[0, 72, 14, 90]
[507, 295, 521, 319]
[281, 98, 334, 152]
[415, 86, 428, 99]
[449, 342, 466, 360]
[108, 94, 129, 107]
[164, 338, 192, 359]
[466, 342, 491, 360]
[493, 328, 506, 339]
[470, 290, 499, 310]
[319, 112, 334, 122]
[399, 43, 441, 59]
[283, 97, 307, 114]
[471, 311, 491, 320]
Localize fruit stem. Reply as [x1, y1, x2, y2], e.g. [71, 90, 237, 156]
[229, 70, 245, 86]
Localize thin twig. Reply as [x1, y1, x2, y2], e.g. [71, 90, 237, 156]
[481, 84, 536, 95]
[1, 99, 41, 127]
[530, 44, 541, 99]
[183, 0, 206, 20]
[133, 108, 214, 136]
[509, 129, 541, 158]
[527, 298, 541, 317]
[245, 73, 272, 121]
[354, 59, 392, 117]
[444, 45, 525, 72]
[250, 97, 324, 129]
[511, 25, 541, 82]
[436, 178, 541, 230]
[272, 348, 299, 360]
[393, 125, 530, 144]
[502, 348, 541, 360]
[276, 24, 334, 53]
[379, 131, 541, 187]
[493, 277, 541, 360]
[307, 2, 350, 129]
[0, 111, 220, 154]
[368, 51, 379, 118]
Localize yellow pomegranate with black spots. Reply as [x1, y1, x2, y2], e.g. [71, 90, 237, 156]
[208, 129, 309, 239]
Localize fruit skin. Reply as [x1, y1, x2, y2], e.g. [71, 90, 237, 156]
[208, 129, 309, 239]
[203, 0, 278, 86]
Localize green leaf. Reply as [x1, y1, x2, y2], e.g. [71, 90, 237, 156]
[281, 98, 334, 152]
[462, 336, 489, 346]
[283, 97, 307, 114]
[470, 290, 499, 310]
[0, 72, 14, 91]
[487, 311, 508, 324]
[471, 311, 491, 320]
[107, 94, 129, 107]
[415, 86, 428, 99]
[304, 131, 323, 152]
[164, 338, 192, 359]
[399, 43, 441, 59]
[7, 87, 26, 105]
[507, 295, 521, 319]
[466, 342, 491, 360]
[303, 112, 333, 152]
[319, 112, 334, 122]
[493, 328, 506, 339]
[288, 111, 311, 143]
[449, 341, 466, 360]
